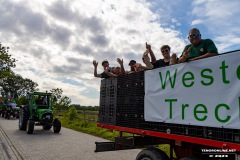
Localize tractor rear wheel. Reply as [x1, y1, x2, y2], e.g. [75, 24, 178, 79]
[27, 120, 34, 134]
[53, 119, 61, 133]
[1, 111, 4, 117]
[19, 107, 29, 130]
[7, 113, 10, 119]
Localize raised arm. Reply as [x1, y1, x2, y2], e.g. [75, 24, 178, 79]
[93, 60, 101, 78]
[117, 58, 125, 74]
[146, 42, 156, 63]
[142, 50, 153, 70]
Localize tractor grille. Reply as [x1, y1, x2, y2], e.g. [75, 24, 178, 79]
[42, 112, 53, 123]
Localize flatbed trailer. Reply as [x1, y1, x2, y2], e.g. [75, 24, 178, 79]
[96, 50, 240, 160]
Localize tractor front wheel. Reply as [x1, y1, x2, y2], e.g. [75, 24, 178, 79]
[27, 120, 34, 134]
[43, 123, 52, 130]
[53, 119, 61, 133]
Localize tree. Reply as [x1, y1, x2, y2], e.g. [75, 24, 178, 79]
[0, 43, 38, 98]
[0, 43, 16, 70]
[50, 88, 71, 110]
[1, 71, 38, 98]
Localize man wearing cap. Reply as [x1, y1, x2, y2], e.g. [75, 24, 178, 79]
[93, 60, 113, 78]
[179, 28, 218, 63]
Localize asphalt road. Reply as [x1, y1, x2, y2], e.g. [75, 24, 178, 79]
[0, 117, 141, 160]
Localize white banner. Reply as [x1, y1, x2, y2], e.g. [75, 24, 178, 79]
[144, 50, 240, 129]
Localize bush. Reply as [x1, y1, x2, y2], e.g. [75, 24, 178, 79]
[68, 106, 78, 121]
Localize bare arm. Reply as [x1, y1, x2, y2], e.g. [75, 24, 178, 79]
[142, 51, 153, 70]
[189, 53, 217, 61]
[146, 42, 156, 63]
[105, 69, 118, 77]
[93, 60, 101, 78]
[117, 58, 125, 74]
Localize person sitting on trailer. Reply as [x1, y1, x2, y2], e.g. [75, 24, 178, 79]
[155, 45, 178, 68]
[178, 28, 218, 63]
[93, 60, 113, 78]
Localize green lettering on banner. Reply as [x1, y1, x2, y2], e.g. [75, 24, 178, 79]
[201, 68, 214, 86]
[182, 104, 189, 120]
[194, 104, 208, 121]
[237, 65, 240, 80]
[220, 61, 230, 84]
[182, 72, 194, 87]
[215, 104, 231, 123]
[159, 69, 178, 89]
[165, 99, 177, 119]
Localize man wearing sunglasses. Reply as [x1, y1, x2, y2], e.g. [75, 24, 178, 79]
[150, 45, 178, 68]
[178, 28, 218, 63]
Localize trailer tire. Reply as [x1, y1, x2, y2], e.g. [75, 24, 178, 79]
[179, 157, 200, 160]
[136, 147, 170, 160]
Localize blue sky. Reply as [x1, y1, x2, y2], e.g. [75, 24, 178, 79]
[0, 0, 239, 106]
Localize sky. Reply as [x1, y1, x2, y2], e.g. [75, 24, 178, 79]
[0, 0, 240, 106]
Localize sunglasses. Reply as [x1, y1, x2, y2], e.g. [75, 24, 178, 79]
[189, 33, 201, 38]
[161, 49, 169, 53]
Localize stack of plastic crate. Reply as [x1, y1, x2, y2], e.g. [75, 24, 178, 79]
[116, 71, 144, 128]
[98, 78, 117, 125]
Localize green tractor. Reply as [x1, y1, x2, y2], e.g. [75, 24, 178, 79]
[19, 92, 61, 134]
[0, 102, 5, 117]
[4, 101, 20, 119]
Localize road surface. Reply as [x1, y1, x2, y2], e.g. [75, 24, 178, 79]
[0, 117, 141, 160]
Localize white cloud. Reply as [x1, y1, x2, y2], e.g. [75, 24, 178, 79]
[191, 19, 203, 25]
[190, 0, 240, 52]
[1, 0, 239, 107]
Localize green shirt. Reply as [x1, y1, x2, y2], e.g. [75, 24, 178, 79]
[181, 39, 218, 60]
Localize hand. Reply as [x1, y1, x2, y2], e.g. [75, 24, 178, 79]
[170, 53, 177, 65]
[93, 60, 98, 68]
[143, 50, 150, 60]
[146, 42, 151, 51]
[171, 53, 177, 59]
[117, 58, 123, 65]
[183, 46, 191, 58]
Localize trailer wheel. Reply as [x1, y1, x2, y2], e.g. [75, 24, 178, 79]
[27, 120, 34, 134]
[179, 157, 200, 160]
[136, 147, 170, 160]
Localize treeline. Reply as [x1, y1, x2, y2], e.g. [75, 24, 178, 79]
[0, 43, 71, 110]
[72, 104, 99, 111]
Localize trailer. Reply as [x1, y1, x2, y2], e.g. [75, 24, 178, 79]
[95, 50, 240, 160]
